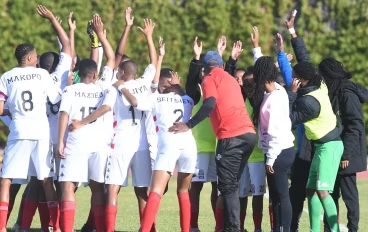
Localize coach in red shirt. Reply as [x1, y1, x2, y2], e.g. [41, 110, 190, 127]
[170, 51, 256, 232]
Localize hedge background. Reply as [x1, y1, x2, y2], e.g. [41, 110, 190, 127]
[0, 0, 367, 147]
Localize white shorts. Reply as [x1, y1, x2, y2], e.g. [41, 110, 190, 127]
[52, 144, 61, 181]
[147, 134, 158, 161]
[239, 162, 266, 198]
[192, 152, 217, 182]
[12, 178, 29, 185]
[154, 135, 197, 174]
[58, 151, 108, 183]
[105, 149, 152, 187]
[1, 140, 55, 180]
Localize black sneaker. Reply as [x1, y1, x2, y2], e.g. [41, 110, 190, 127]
[80, 224, 94, 232]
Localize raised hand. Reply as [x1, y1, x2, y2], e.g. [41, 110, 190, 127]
[291, 78, 301, 92]
[125, 7, 134, 26]
[287, 53, 294, 62]
[92, 14, 104, 36]
[217, 36, 227, 57]
[251, 26, 259, 48]
[168, 71, 180, 85]
[193, 36, 202, 60]
[138, 19, 155, 38]
[285, 9, 297, 29]
[231, 40, 243, 60]
[37, 5, 55, 20]
[55, 16, 62, 25]
[274, 33, 284, 53]
[68, 12, 76, 31]
[158, 36, 165, 58]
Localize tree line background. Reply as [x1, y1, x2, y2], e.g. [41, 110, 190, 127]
[0, 0, 367, 147]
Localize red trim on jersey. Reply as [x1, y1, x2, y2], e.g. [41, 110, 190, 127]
[0, 92, 7, 100]
[113, 121, 117, 128]
[111, 143, 115, 149]
[153, 115, 157, 121]
[155, 126, 159, 133]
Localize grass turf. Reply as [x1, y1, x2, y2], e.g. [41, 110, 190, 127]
[6, 178, 368, 232]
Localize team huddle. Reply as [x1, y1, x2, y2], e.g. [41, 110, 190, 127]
[0, 4, 367, 232]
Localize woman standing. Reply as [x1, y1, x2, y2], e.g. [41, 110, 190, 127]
[288, 61, 343, 232]
[252, 56, 295, 232]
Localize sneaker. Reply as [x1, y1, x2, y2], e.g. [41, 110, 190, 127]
[254, 230, 262, 232]
[190, 228, 201, 232]
[11, 224, 20, 232]
[80, 224, 94, 232]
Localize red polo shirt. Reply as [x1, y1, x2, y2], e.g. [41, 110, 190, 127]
[201, 67, 255, 140]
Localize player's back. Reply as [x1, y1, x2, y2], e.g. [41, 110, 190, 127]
[60, 83, 105, 154]
[152, 93, 195, 150]
[0, 67, 57, 140]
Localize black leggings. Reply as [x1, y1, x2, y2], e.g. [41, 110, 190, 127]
[267, 147, 295, 232]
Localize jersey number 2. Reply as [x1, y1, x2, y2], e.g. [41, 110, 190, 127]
[80, 107, 97, 123]
[174, 109, 183, 122]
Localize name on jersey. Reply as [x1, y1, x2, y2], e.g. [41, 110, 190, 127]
[118, 85, 149, 96]
[6, 74, 41, 84]
[75, 91, 103, 98]
[156, 97, 192, 105]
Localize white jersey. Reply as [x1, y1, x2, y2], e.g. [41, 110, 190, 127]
[136, 92, 194, 133]
[46, 52, 72, 144]
[0, 67, 61, 140]
[103, 64, 156, 153]
[145, 88, 158, 136]
[59, 83, 106, 155]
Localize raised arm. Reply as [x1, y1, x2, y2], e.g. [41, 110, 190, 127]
[152, 37, 165, 88]
[92, 14, 115, 69]
[217, 36, 227, 57]
[87, 20, 99, 64]
[251, 26, 263, 63]
[115, 7, 134, 69]
[185, 37, 202, 105]
[275, 33, 293, 88]
[37, 5, 71, 56]
[225, 41, 243, 76]
[138, 19, 157, 68]
[67, 12, 76, 59]
[285, 9, 310, 63]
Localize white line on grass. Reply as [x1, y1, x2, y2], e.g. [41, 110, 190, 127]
[264, 191, 349, 232]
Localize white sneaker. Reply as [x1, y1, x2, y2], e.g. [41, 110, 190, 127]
[190, 228, 201, 232]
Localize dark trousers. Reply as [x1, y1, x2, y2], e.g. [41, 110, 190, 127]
[216, 133, 256, 232]
[323, 173, 360, 232]
[267, 147, 295, 232]
[289, 156, 311, 231]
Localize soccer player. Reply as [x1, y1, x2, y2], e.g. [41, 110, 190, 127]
[115, 71, 197, 232]
[170, 51, 256, 232]
[252, 56, 295, 232]
[69, 18, 157, 232]
[319, 57, 368, 232]
[57, 14, 115, 232]
[288, 61, 343, 232]
[0, 42, 61, 231]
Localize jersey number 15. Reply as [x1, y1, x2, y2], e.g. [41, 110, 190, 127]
[80, 106, 97, 123]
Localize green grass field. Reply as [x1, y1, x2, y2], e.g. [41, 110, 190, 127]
[6, 178, 368, 232]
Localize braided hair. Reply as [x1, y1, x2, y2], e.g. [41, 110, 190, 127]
[252, 56, 278, 127]
[293, 61, 323, 88]
[318, 57, 352, 100]
[14, 44, 35, 64]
